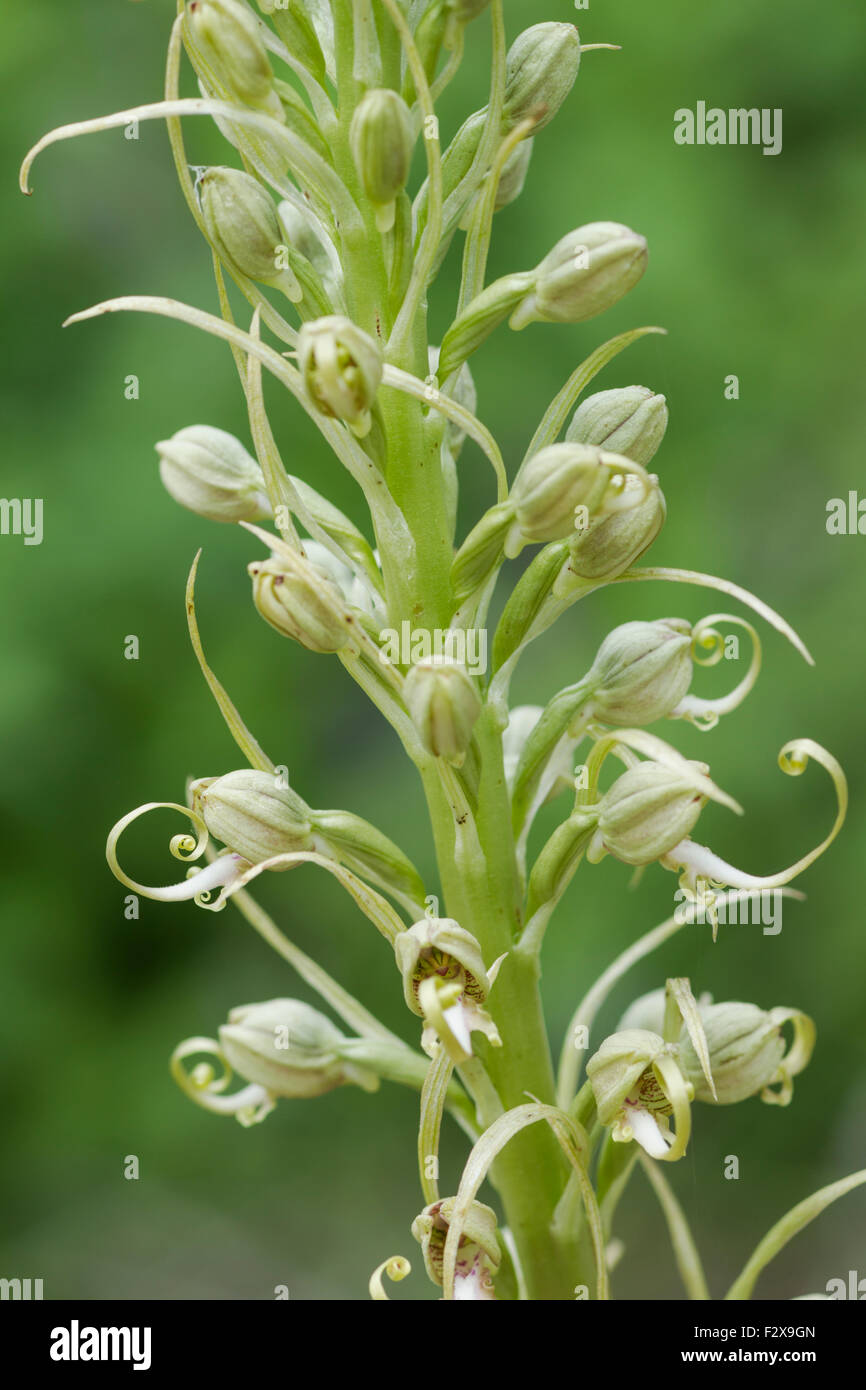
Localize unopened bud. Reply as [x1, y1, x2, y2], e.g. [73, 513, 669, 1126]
[185, 0, 282, 118]
[297, 316, 383, 435]
[559, 472, 665, 585]
[566, 386, 668, 468]
[350, 89, 414, 231]
[200, 768, 313, 864]
[278, 200, 340, 292]
[220, 998, 379, 1097]
[512, 222, 648, 330]
[248, 552, 353, 652]
[593, 761, 709, 866]
[678, 1002, 814, 1106]
[198, 166, 296, 293]
[585, 619, 693, 726]
[506, 443, 634, 555]
[404, 656, 481, 765]
[503, 23, 581, 133]
[156, 424, 271, 523]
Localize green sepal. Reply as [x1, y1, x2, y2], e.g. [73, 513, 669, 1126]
[492, 540, 569, 672]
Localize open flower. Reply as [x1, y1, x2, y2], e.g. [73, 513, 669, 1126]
[395, 918, 504, 1063]
[587, 1028, 693, 1161]
[412, 1198, 501, 1300]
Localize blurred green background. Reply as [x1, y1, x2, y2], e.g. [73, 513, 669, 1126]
[2, 0, 864, 1301]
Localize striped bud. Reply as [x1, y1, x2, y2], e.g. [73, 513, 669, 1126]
[512, 222, 648, 330]
[566, 386, 668, 468]
[200, 769, 313, 864]
[585, 619, 693, 726]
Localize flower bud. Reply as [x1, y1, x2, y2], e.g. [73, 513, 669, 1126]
[403, 4, 448, 106]
[412, 1197, 500, 1298]
[678, 1002, 814, 1106]
[200, 768, 313, 864]
[156, 424, 271, 523]
[566, 386, 668, 468]
[594, 761, 709, 866]
[248, 552, 353, 652]
[511, 222, 648, 330]
[185, 0, 283, 118]
[506, 443, 624, 555]
[404, 656, 482, 765]
[220, 998, 379, 1098]
[585, 619, 693, 726]
[198, 166, 295, 292]
[503, 23, 581, 133]
[297, 316, 383, 435]
[350, 90, 414, 230]
[559, 472, 666, 584]
[459, 138, 534, 232]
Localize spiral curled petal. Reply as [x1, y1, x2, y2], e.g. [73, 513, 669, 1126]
[106, 799, 250, 908]
[170, 1036, 275, 1126]
[664, 739, 847, 896]
[369, 1255, 411, 1300]
[671, 614, 762, 731]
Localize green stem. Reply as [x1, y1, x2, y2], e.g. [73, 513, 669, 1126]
[419, 708, 583, 1299]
